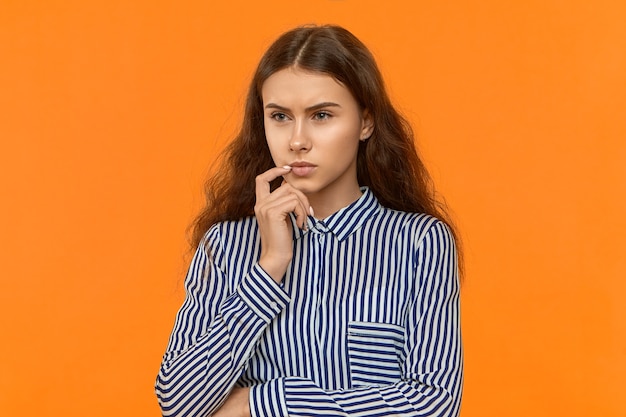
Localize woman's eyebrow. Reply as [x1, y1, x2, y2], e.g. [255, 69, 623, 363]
[264, 102, 342, 112]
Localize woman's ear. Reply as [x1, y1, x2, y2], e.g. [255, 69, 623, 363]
[360, 110, 374, 141]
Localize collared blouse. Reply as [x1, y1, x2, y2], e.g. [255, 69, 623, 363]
[156, 188, 463, 417]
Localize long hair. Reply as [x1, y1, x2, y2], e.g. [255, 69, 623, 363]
[190, 25, 462, 272]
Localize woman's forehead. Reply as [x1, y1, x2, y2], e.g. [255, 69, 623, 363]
[261, 67, 354, 108]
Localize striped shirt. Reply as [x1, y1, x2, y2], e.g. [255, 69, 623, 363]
[156, 187, 463, 417]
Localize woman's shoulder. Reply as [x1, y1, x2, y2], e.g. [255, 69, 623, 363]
[378, 206, 442, 228]
[200, 216, 259, 247]
[378, 207, 453, 244]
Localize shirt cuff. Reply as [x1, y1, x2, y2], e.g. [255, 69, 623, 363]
[249, 378, 289, 417]
[237, 263, 291, 323]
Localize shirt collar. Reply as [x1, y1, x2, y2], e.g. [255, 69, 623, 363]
[290, 187, 381, 242]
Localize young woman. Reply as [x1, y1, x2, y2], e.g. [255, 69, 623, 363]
[156, 25, 463, 417]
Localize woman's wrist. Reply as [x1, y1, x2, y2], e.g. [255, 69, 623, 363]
[258, 256, 290, 283]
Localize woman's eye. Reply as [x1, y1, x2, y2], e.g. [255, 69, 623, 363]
[314, 111, 331, 121]
[271, 112, 289, 122]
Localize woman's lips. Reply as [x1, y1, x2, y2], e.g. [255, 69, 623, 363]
[289, 162, 316, 177]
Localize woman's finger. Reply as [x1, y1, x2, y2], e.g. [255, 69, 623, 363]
[266, 180, 311, 230]
[255, 166, 292, 201]
[280, 182, 312, 229]
[257, 191, 304, 224]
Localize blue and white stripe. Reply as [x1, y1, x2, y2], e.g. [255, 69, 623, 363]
[156, 187, 462, 416]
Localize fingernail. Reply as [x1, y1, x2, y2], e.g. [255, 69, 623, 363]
[282, 165, 292, 170]
[309, 206, 315, 217]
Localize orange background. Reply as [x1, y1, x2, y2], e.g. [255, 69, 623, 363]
[1, 1, 625, 416]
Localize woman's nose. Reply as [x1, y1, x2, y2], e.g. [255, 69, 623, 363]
[289, 121, 311, 152]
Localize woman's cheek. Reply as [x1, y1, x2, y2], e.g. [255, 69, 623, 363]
[265, 125, 288, 151]
[316, 123, 361, 151]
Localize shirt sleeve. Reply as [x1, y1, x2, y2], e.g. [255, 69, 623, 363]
[249, 220, 463, 417]
[155, 225, 291, 417]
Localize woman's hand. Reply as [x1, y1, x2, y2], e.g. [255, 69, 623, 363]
[255, 166, 311, 282]
[212, 387, 251, 417]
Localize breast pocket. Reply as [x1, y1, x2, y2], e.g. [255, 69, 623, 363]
[347, 321, 405, 387]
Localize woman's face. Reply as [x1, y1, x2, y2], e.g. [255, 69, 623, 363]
[261, 67, 373, 210]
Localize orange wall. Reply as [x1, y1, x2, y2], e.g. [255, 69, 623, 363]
[1, 1, 625, 416]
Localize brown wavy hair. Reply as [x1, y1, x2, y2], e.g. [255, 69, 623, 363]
[190, 24, 462, 273]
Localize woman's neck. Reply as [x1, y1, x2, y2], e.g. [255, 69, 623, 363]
[307, 186, 363, 219]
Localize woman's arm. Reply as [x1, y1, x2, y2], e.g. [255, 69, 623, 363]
[248, 220, 463, 417]
[156, 166, 312, 417]
[155, 225, 290, 417]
